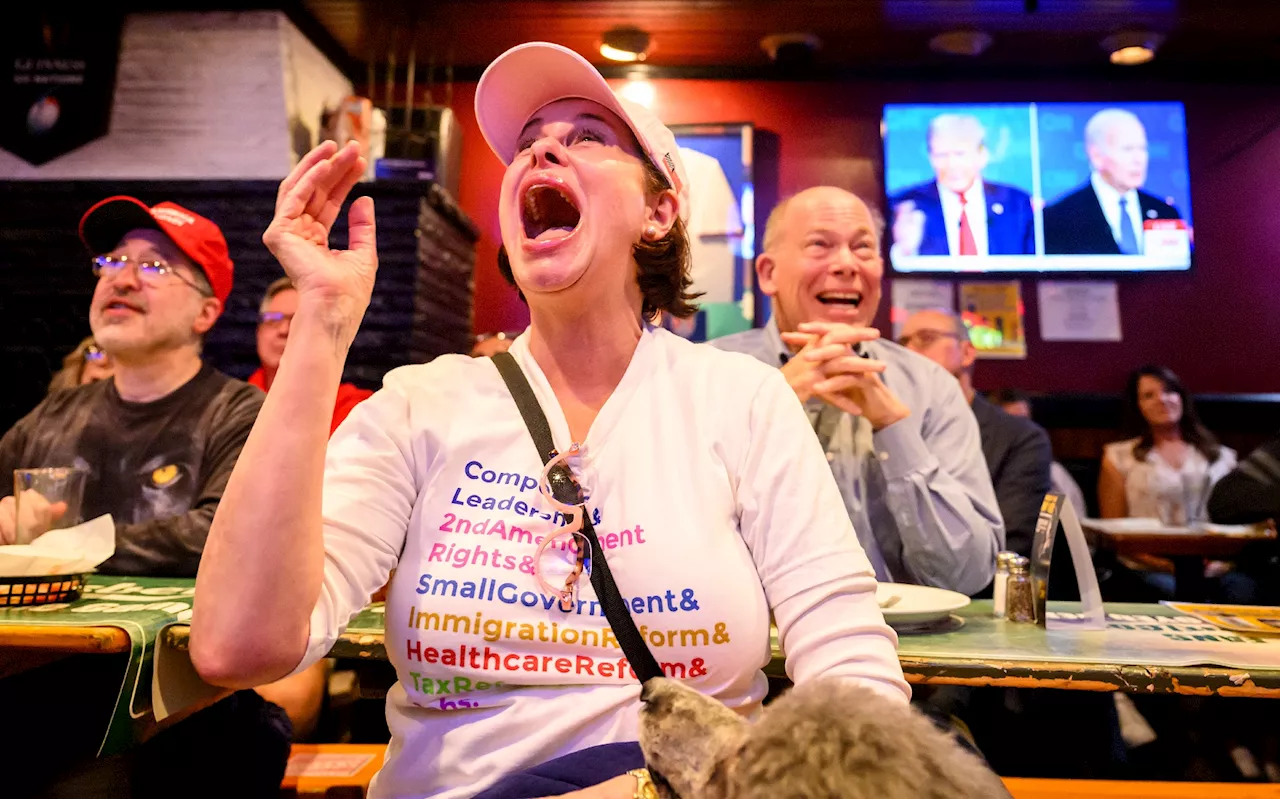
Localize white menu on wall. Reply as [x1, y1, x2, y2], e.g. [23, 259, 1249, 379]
[1037, 281, 1122, 342]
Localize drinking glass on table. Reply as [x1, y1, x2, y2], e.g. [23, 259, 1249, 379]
[1155, 492, 1186, 526]
[1182, 473, 1212, 525]
[12, 467, 88, 545]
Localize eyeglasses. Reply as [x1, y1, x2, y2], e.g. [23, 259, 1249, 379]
[535, 443, 593, 612]
[83, 343, 107, 363]
[92, 255, 211, 296]
[897, 329, 961, 348]
[258, 311, 294, 328]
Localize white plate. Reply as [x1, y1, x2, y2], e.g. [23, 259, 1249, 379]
[1081, 517, 1163, 533]
[1082, 517, 1264, 536]
[875, 583, 971, 625]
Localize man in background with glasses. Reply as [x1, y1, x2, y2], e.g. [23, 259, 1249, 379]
[898, 308, 1122, 778]
[899, 309, 1051, 557]
[0, 196, 262, 568]
[0, 196, 294, 797]
[712, 186, 1002, 596]
[249, 275, 372, 434]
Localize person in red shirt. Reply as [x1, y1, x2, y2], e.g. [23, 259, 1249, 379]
[249, 276, 372, 434]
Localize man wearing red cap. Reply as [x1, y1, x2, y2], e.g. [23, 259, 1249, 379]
[0, 196, 260, 569]
[0, 197, 295, 796]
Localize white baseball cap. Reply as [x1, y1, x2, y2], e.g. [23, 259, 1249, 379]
[475, 42, 687, 214]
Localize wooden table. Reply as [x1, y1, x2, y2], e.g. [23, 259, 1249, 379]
[0, 576, 196, 754]
[854, 600, 1280, 698]
[161, 600, 1280, 698]
[1002, 778, 1280, 798]
[0, 623, 131, 653]
[1084, 520, 1277, 601]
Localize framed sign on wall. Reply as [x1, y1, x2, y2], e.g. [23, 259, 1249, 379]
[2, 11, 123, 167]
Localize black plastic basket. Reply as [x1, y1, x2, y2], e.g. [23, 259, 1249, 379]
[0, 573, 89, 606]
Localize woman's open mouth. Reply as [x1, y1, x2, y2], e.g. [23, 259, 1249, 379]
[520, 177, 582, 250]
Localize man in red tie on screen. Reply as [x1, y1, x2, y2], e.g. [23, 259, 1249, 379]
[248, 276, 372, 434]
[1043, 108, 1183, 255]
[890, 113, 1035, 258]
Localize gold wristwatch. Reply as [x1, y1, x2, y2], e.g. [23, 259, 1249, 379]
[627, 768, 659, 799]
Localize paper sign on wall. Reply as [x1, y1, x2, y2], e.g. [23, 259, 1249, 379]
[889, 278, 955, 340]
[1037, 281, 1122, 342]
[958, 281, 1025, 359]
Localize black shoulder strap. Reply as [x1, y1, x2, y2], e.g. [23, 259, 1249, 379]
[491, 351, 664, 684]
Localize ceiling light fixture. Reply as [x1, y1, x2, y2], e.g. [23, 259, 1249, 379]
[1101, 31, 1164, 65]
[929, 30, 994, 57]
[760, 32, 822, 65]
[600, 27, 651, 62]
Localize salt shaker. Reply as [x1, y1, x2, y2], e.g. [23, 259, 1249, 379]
[1006, 556, 1035, 623]
[993, 551, 1019, 617]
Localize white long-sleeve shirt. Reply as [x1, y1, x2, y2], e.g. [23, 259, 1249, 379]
[293, 326, 908, 799]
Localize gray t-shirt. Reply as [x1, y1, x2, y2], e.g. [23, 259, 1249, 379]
[0, 364, 263, 576]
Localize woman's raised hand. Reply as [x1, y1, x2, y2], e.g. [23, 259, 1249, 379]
[263, 141, 377, 340]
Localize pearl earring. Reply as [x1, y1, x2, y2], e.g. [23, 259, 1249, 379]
[645, 225, 658, 240]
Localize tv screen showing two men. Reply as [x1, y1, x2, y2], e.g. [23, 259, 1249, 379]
[883, 102, 1192, 273]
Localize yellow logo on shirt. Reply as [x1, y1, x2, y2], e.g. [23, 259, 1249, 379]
[151, 465, 179, 487]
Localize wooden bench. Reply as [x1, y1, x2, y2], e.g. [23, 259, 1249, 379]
[1003, 777, 1280, 797]
[280, 744, 386, 798]
[278, 751, 1280, 798]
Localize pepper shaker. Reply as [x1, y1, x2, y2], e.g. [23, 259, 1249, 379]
[1006, 556, 1035, 623]
[993, 551, 1018, 617]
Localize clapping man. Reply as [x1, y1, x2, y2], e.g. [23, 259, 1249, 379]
[713, 187, 1002, 595]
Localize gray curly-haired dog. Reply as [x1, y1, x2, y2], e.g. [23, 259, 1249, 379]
[638, 678, 1011, 799]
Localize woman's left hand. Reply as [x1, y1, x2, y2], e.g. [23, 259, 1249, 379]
[537, 774, 637, 799]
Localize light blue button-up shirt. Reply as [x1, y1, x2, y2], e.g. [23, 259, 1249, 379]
[711, 318, 1003, 595]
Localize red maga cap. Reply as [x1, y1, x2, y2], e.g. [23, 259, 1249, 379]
[79, 196, 234, 305]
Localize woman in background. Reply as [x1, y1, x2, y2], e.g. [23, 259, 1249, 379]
[47, 336, 113, 392]
[1099, 365, 1235, 523]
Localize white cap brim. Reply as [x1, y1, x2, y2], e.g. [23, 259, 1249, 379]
[475, 42, 686, 212]
[476, 42, 626, 165]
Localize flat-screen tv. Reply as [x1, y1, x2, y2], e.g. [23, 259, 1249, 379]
[883, 102, 1192, 273]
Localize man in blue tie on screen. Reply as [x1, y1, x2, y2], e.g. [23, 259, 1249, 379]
[1043, 108, 1182, 255]
[889, 113, 1035, 258]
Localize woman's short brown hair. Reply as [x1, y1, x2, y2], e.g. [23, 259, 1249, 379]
[497, 156, 701, 321]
